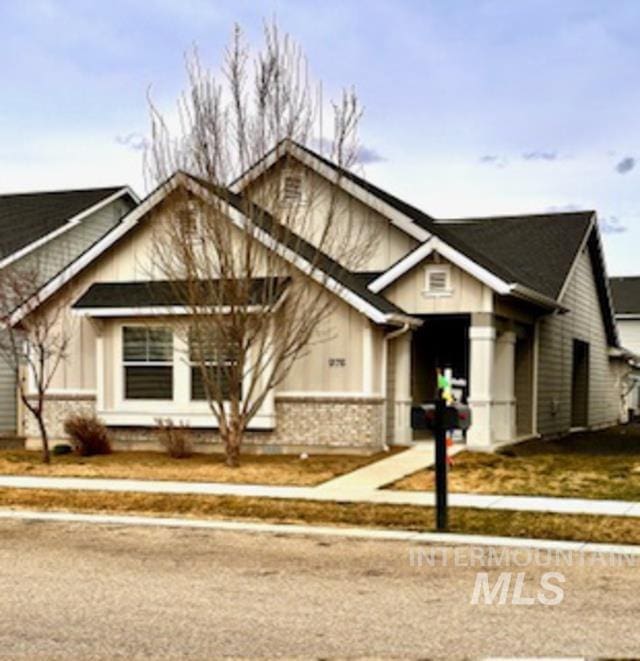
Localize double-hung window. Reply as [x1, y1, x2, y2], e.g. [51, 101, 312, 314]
[123, 327, 173, 400]
[189, 328, 241, 402]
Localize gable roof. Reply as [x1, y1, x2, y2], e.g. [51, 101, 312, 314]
[231, 140, 598, 306]
[10, 172, 419, 328]
[432, 212, 594, 300]
[610, 276, 640, 315]
[230, 140, 432, 242]
[0, 186, 138, 268]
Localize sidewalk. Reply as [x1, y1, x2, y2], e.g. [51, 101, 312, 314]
[0, 473, 638, 518]
[315, 442, 464, 493]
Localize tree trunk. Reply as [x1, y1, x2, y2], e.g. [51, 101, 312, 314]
[224, 422, 243, 467]
[36, 415, 50, 465]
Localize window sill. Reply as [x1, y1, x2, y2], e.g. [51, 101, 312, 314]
[421, 290, 453, 298]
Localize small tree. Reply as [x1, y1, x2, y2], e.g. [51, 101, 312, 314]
[147, 23, 377, 466]
[0, 261, 73, 463]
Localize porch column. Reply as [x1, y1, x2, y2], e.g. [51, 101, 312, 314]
[393, 332, 413, 445]
[466, 316, 496, 449]
[493, 330, 517, 443]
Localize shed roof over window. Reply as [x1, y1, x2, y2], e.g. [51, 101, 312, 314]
[72, 277, 290, 315]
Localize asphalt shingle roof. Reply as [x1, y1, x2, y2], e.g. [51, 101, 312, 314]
[73, 277, 291, 309]
[433, 212, 594, 300]
[0, 186, 126, 260]
[610, 276, 640, 314]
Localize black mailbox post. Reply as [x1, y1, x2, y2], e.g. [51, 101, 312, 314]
[434, 395, 448, 531]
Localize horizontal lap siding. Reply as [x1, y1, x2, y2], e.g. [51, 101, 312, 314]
[537, 247, 619, 435]
[0, 331, 15, 433]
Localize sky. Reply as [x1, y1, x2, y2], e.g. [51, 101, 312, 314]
[1, 0, 639, 274]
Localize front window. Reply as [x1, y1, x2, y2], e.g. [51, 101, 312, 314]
[189, 328, 241, 401]
[123, 326, 173, 399]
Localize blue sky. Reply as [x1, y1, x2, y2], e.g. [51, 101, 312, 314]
[1, 0, 639, 274]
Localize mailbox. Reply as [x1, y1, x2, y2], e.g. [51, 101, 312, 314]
[411, 402, 472, 431]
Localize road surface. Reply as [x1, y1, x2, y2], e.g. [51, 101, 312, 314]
[0, 517, 639, 658]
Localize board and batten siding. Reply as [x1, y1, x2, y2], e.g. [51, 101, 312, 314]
[0, 196, 134, 434]
[536, 246, 619, 436]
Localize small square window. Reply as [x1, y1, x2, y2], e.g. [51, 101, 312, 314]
[424, 266, 452, 296]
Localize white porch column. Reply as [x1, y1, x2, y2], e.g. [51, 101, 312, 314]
[393, 332, 413, 445]
[466, 319, 496, 449]
[493, 330, 517, 443]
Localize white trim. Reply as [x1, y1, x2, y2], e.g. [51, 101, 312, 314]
[25, 389, 97, 398]
[275, 391, 384, 400]
[370, 236, 511, 295]
[369, 235, 563, 311]
[0, 187, 138, 271]
[184, 176, 421, 328]
[11, 173, 420, 330]
[9, 179, 180, 326]
[98, 410, 275, 429]
[616, 314, 640, 320]
[73, 304, 267, 318]
[362, 323, 374, 395]
[230, 141, 431, 242]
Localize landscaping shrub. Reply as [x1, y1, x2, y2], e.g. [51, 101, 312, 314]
[155, 419, 193, 459]
[64, 414, 112, 456]
[52, 444, 73, 456]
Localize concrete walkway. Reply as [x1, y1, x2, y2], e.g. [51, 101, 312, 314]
[0, 473, 638, 518]
[316, 441, 464, 493]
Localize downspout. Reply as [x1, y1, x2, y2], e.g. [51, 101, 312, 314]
[382, 323, 412, 447]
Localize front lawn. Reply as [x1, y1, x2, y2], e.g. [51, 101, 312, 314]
[1, 487, 640, 545]
[392, 424, 640, 501]
[0, 449, 395, 487]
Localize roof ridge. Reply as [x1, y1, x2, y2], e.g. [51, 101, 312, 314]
[437, 210, 595, 223]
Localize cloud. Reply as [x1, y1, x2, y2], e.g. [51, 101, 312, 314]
[478, 154, 508, 168]
[355, 145, 385, 165]
[522, 151, 558, 161]
[599, 215, 628, 234]
[545, 203, 583, 213]
[615, 157, 635, 174]
[115, 132, 148, 151]
[311, 138, 385, 165]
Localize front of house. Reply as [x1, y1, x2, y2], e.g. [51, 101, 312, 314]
[15, 142, 630, 453]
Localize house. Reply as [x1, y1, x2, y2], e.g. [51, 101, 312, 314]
[11, 142, 629, 453]
[0, 186, 138, 435]
[609, 276, 640, 417]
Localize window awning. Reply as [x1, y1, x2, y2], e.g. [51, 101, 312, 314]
[72, 277, 290, 317]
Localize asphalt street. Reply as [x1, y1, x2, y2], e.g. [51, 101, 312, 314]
[0, 518, 639, 658]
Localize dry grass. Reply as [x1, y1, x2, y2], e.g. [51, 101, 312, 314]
[1, 488, 640, 545]
[393, 424, 640, 500]
[0, 449, 397, 487]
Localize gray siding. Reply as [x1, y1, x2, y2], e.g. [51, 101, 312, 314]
[536, 246, 619, 436]
[0, 195, 135, 433]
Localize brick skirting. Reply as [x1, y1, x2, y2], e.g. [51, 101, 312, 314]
[23, 394, 386, 454]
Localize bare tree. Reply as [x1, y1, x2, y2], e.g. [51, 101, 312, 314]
[0, 261, 73, 463]
[146, 22, 377, 466]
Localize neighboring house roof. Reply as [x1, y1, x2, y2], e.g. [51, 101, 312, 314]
[73, 277, 291, 313]
[610, 276, 640, 315]
[0, 185, 138, 267]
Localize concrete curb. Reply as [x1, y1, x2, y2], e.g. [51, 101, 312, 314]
[1, 508, 640, 556]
